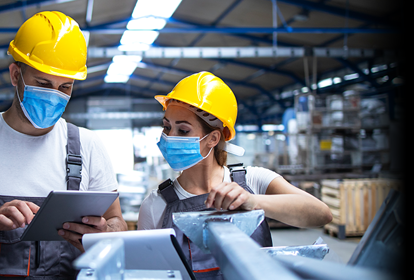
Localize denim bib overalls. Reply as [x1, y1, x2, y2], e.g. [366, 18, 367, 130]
[159, 164, 273, 280]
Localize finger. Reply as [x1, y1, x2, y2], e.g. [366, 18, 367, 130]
[205, 185, 220, 209]
[26, 202, 40, 214]
[4, 205, 26, 228]
[212, 184, 234, 210]
[58, 229, 84, 252]
[221, 189, 243, 210]
[229, 192, 250, 210]
[12, 200, 35, 226]
[0, 214, 17, 231]
[62, 222, 100, 235]
[82, 216, 107, 231]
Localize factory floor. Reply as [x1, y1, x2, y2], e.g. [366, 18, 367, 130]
[270, 227, 361, 264]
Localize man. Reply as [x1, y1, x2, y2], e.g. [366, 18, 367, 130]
[0, 11, 127, 279]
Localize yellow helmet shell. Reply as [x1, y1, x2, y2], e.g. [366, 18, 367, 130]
[8, 11, 87, 80]
[155, 71, 238, 141]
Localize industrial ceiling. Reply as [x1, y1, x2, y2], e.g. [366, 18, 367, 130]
[0, 0, 404, 128]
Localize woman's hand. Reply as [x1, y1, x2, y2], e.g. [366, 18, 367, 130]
[205, 182, 258, 211]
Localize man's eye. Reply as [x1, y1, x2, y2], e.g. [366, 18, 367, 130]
[37, 81, 50, 86]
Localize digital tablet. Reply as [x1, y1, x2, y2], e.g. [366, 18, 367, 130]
[82, 229, 196, 280]
[20, 190, 118, 241]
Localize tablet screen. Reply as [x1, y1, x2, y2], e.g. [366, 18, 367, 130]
[20, 190, 118, 241]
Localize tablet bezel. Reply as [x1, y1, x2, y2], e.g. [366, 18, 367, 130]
[20, 190, 118, 241]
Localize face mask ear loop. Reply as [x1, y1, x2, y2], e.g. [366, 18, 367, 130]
[199, 133, 210, 142]
[16, 70, 26, 104]
[200, 132, 214, 159]
[202, 146, 214, 159]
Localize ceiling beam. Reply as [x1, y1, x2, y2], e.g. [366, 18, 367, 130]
[0, 0, 76, 14]
[277, 0, 396, 27]
[0, 26, 390, 34]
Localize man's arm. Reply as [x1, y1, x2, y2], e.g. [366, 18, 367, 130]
[103, 197, 127, 232]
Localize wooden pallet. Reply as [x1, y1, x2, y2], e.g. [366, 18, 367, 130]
[321, 178, 401, 239]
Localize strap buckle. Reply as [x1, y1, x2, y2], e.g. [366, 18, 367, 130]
[228, 163, 246, 181]
[159, 178, 174, 191]
[67, 154, 82, 179]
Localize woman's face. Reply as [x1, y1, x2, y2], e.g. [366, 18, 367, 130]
[162, 105, 205, 138]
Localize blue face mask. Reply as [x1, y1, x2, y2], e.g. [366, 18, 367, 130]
[157, 132, 213, 172]
[17, 72, 70, 129]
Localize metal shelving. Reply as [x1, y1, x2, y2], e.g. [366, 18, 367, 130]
[270, 91, 391, 176]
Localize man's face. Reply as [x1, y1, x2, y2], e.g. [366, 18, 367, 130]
[10, 62, 75, 98]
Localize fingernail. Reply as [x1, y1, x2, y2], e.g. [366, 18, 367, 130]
[229, 205, 234, 210]
[12, 224, 16, 229]
[63, 223, 70, 229]
[58, 230, 65, 236]
[82, 217, 88, 223]
[21, 223, 25, 228]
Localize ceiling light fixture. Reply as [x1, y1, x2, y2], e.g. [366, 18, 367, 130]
[105, 0, 182, 84]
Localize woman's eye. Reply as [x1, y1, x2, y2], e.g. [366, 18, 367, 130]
[163, 126, 171, 131]
[179, 129, 189, 134]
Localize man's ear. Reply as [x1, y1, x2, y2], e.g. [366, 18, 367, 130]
[207, 130, 221, 148]
[9, 62, 20, 87]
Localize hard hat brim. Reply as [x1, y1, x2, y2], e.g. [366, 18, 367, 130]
[8, 42, 87, 80]
[155, 94, 236, 141]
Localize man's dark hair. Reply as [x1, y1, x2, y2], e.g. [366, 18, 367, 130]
[15, 61, 26, 74]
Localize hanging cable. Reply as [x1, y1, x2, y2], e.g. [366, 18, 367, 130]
[271, 0, 277, 49]
[312, 56, 317, 93]
[303, 57, 310, 92]
[343, 0, 349, 58]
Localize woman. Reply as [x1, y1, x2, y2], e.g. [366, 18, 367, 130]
[138, 71, 332, 279]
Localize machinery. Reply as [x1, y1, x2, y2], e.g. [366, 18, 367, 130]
[74, 189, 403, 279]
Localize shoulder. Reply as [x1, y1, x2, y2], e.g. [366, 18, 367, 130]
[141, 188, 167, 209]
[138, 188, 167, 230]
[78, 126, 100, 145]
[57, 119, 99, 145]
[244, 166, 281, 194]
[246, 166, 281, 179]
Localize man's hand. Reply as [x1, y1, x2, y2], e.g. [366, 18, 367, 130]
[0, 200, 40, 231]
[58, 216, 108, 252]
[205, 182, 258, 211]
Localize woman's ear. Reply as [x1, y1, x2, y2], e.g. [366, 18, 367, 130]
[207, 130, 221, 148]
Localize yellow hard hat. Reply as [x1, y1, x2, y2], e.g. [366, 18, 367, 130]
[8, 11, 87, 80]
[155, 71, 238, 141]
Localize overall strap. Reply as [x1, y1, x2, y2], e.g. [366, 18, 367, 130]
[66, 123, 82, 191]
[228, 163, 254, 194]
[158, 179, 180, 203]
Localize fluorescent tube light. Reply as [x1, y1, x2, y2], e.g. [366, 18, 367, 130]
[112, 55, 142, 64]
[118, 43, 150, 52]
[132, 0, 182, 18]
[120, 30, 160, 45]
[107, 62, 137, 76]
[104, 74, 130, 83]
[318, 78, 333, 88]
[127, 17, 167, 30]
[344, 73, 359, 80]
[333, 77, 342, 84]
